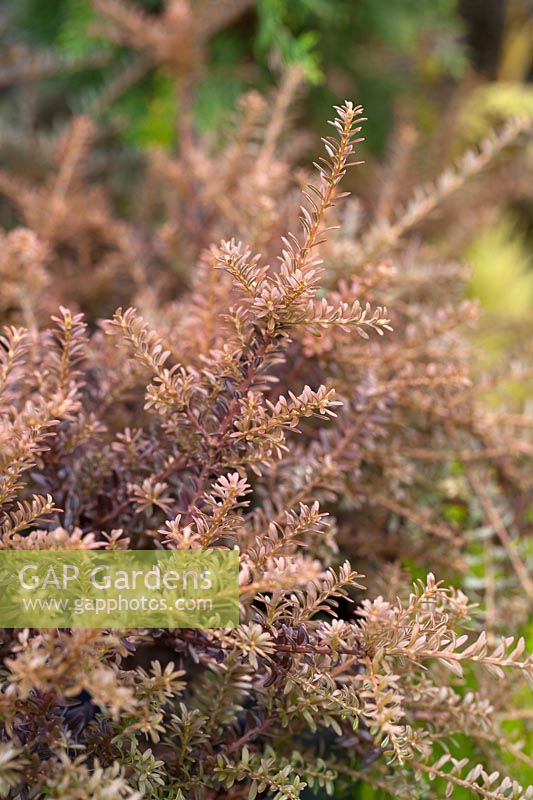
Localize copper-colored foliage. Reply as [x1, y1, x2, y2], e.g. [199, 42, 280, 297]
[0, 2, 532, 797]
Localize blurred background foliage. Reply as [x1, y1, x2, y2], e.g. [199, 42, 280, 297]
[2, 0, 532, 325]
[7, 0, 469, 149]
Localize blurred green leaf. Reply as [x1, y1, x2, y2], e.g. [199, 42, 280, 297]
[467, 216, 533, 319]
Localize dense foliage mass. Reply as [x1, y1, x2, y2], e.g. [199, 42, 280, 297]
[0, 2, 532, 799]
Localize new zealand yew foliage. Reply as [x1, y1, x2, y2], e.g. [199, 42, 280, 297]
[0, 3, 532, 799]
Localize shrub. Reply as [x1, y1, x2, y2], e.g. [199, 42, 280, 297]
[0, 7, 532, 799]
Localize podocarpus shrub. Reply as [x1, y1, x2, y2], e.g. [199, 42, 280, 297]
[0, 95, 532, 799]
[0, 36, 532, 800]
